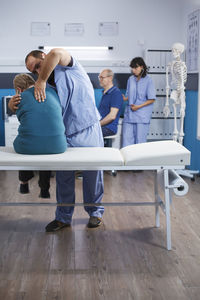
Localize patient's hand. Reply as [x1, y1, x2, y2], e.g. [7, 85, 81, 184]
[8, 94, 21, 112]
[34, 80, 46, 102]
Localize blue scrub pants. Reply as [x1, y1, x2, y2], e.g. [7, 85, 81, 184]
[122, 122, 150, 147]
[55, 122, 104, 224]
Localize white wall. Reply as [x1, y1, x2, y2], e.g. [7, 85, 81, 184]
[0, 0, 188, 69]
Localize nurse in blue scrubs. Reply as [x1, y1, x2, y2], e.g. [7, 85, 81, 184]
[122, 57, 156, 147]
[24, 48, 104, 231]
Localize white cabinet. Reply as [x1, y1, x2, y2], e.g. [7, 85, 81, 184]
[5, 116, 19, 146]
[145, 49, 179, 141]
[111, 118, 123, 149]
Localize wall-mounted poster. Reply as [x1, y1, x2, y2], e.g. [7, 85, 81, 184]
[187, 10, 200, 140]
[31, 22, 51, 36]
[187, 10, 199, 73]
[99, 22, 118, 36]
[64, 23, 84, 36]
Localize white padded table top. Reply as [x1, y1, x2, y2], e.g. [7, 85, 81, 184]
[121, 140, 190, 166]
[0, 141, 190, 170]
[0, 147, 124, 168]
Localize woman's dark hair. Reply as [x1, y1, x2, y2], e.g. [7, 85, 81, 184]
[130, 57, 148, 77]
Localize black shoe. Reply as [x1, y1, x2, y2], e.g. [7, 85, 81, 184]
[39, 189, 50, 198]
[19, 183, 29, 194]
[87, 216, 102, 228]
[45, 220, 71, 232]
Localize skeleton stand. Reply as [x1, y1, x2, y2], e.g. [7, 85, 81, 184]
[163, 44, 199, 179]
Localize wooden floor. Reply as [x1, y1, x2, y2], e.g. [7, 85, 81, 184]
[0, 170, 200, 300]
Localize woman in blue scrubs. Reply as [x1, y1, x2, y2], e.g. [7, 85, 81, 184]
[122, 57, 156, 147]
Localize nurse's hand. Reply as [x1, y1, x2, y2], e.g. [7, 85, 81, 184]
[122, 94, 128, 101]
[34, 80, 46, 102]
[8, 94, 21, 112]
[131, 104, 140, 111]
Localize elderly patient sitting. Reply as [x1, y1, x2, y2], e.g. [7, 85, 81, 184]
[8, 73, 67, 197]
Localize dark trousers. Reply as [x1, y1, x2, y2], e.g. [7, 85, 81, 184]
[19, 171, 51, 190]
[102, 126, 115, 147]
[101, 126, 115, 137]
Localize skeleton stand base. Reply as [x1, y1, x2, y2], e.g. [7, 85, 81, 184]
[177, 169, 199, 180]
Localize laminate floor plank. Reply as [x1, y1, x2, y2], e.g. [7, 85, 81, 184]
[0, 170, 200, 300]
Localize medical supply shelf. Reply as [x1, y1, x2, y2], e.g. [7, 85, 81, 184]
[145, 49, 181, 141]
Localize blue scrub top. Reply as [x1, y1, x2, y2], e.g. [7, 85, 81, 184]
[14, 86, 67, 154]
[54, 57, 100, 136]
[98, 86, 123, 134]
[123, 74, 156, 123]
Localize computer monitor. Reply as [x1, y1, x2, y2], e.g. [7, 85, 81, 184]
[2, 96, 15, 120]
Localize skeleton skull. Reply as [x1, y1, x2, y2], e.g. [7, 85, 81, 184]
[172, 43, 185, 59]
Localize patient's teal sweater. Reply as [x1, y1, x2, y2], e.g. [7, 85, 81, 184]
[14, 86, 67, 154]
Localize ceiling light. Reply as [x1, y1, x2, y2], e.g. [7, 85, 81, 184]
[38, 46, 113, 51]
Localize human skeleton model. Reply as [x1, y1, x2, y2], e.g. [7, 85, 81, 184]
[163, 43, 187, 144]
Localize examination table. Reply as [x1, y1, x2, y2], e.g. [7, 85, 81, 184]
[0, 140, 191, 250]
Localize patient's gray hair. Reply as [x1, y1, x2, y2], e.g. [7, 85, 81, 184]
[13, 73, 35, 91]
[103, 69, 114, 78]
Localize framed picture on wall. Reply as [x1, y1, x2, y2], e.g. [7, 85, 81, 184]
[31, 22, 51, 36]
[98, 22, 119, 36]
